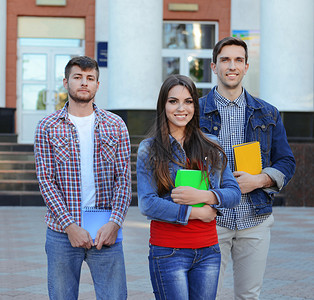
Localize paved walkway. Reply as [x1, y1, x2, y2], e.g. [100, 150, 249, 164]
[0, 206, 314, 299]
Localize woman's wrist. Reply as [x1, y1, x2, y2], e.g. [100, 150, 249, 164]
[203, 190, 218, 205]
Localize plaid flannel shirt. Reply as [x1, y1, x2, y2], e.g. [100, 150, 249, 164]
[34, 102, 132, 233]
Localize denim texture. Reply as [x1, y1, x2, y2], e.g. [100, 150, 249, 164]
[149, 244, 221, 300]
[136, 135, 241, 224]
[199, 88, 296, 215]
[45, 228, 127, 300]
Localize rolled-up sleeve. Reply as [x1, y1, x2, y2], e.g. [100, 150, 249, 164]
[211, 163, 241, 210]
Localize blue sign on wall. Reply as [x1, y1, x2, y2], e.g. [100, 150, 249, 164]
[97, 42, 108, 67]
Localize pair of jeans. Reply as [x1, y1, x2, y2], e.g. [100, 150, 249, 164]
[149, 244, 221, 300]
[45, 228, 127, 300]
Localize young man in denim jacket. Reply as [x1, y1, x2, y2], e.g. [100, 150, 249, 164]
[199, 37, 296, 299]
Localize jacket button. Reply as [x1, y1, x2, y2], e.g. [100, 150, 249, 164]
[213, 126, 218, 131]
[261, 125, 266, 129]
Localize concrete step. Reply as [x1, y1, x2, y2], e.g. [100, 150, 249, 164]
[131, 192, 138, 206]
[0, 191, 44, 206]
[0, 161, 35, 170]
[0, 152, 34, 161]
[0, 143, 34, 152]
[0, 191, 138, 206]
[0, 135, 142, 206]
[0, 134, 17, 143]
[0, 170, 37, 180]
[131, 161, 137, 172]
[131, 171, 137, 182]
[131, 152, 138, 162]
[0, 180, 39, 192]
[131, 143, 139, 154]
[130, 135, 145, 144]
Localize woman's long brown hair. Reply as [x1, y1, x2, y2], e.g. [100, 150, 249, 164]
[148, 75, 227, 196]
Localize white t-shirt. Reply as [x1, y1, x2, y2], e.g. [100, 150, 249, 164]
[69, 112, 96, 207]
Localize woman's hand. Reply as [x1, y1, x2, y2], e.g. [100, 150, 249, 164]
[172, 186, 218, 205]
[189, 205, 217, 223]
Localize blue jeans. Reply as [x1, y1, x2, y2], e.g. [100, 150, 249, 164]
[45, 228, 127, 300]
[149, 244, 221, 300]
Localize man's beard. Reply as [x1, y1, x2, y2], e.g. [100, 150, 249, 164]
[68, 90, 95, 104]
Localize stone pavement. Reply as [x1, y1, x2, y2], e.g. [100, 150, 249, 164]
[0, 206, 314, 300]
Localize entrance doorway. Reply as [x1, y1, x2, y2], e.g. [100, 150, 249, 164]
[162, 21, 218, 97]
[17, 39, 84, 143]
[162, 49, 215, 97]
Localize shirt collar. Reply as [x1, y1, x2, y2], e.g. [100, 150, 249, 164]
[58, 101, 101, 121]
[214, 87, 246, 107]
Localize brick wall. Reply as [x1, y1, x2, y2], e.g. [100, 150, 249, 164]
[163, 0, 231, 38]
[282, 143, 314, 206]
[6, 0, 95, 108]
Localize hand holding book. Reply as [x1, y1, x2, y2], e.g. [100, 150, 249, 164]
[233, 141, 262, 175]
[174, 170, 210, 207]
[82, 207, 123, 245]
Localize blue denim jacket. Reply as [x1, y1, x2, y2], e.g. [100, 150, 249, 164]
[199, 88, 296, 215]
[136, 135, 241, 225]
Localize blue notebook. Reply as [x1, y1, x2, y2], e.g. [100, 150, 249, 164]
[82, 207, 123, 243]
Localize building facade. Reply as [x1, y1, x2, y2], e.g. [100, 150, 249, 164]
[0, 0, 313, 205]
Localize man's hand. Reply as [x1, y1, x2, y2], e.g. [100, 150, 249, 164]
[65, 223, 94, 249]
[172, 186, 218, 206]
[189, 205, 217, 223]
[233, 171, 274, 194]
[94, 221, 120, 250]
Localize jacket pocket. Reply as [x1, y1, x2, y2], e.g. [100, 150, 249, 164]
[250, 115, 276, 156]
[200, 115, 220, 135]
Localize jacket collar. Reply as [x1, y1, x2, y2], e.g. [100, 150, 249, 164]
[201, 86, 265, 114]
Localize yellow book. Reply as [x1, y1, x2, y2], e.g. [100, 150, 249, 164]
[233, 141, 262, 175]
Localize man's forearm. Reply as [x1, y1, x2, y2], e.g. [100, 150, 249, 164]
[260, 173, 275, 188]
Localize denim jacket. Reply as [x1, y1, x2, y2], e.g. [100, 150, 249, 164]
[199, 88, 296, 215]
[136, 135, 241, 225]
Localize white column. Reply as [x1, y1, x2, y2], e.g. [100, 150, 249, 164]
[231, 0, 260, 97]
[108, 0, 163, 110]
[260, 0, 314, 111]
[0, 0, 6, 107]
[94, 0, 109, 109]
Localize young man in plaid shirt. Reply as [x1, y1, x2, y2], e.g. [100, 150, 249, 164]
[34, 56, 132, 300]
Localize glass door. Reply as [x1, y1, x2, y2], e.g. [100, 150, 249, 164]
[162, 49, 215, 97]
[17, 40, 84, 143]
[162, 21, 218, 97]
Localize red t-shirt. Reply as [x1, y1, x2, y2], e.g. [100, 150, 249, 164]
[150, 219, 218, 249]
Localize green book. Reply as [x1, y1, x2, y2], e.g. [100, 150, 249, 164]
[175, 170, 209, 207]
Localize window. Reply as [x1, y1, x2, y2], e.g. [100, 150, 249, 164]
[162, 21, 218, 97]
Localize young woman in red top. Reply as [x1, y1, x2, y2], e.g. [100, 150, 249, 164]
[136, 75, 241, 300]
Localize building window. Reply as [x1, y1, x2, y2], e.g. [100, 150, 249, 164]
[162, 21, 218, 97]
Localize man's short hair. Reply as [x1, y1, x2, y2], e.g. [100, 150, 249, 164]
[212, 37, 248, 64]
[65, 56, 99, 80]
